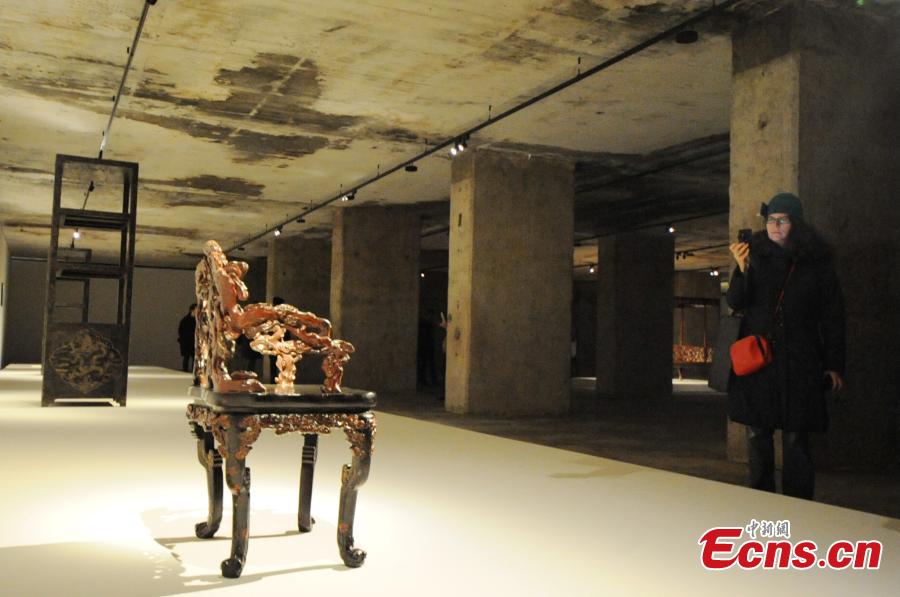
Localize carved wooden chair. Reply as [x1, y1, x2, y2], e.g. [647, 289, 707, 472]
[186, 240, 376, 578]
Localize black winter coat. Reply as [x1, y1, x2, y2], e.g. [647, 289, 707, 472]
[726, 230, 845, 432]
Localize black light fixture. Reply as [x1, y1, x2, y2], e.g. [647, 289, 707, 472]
[273, 226, 283, 237]
[405, 164, 418, 172]
[449, 134, 469, 157]
[675, 29, 699, 44]
[340, 190, 357, 202]
[588, 265, 596, 274]
[296, 216, 306, 223]
[668, 225, 676, 234]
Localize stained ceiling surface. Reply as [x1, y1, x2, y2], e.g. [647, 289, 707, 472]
[0, 0, 885, 272]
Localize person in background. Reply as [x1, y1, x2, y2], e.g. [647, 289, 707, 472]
[726, 192, 845, 500]
[178, 303, 197, 373]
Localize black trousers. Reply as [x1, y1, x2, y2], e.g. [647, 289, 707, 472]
[746, 426, 815, 500]
[181, 354, 194, 373]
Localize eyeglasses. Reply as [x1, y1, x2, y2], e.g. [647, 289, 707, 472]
[766, 216, 791, 226]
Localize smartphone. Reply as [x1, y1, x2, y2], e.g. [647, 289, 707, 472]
[738, 228, 752, 243]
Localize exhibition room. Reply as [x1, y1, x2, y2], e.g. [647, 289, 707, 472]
[1, 0, 898, 594]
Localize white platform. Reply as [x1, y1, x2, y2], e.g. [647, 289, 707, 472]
[0, 365, 897, 596]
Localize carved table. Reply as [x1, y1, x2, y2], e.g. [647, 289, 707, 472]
[186, 385, 376, 578]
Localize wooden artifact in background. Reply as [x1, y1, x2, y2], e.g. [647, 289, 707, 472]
[42, 154, 138, 407]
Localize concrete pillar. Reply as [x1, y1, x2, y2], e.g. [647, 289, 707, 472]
[330, 206, 420, 393]
[595, 230, 674, 402]
[446, 149, 573, 415]
[264, 238, 331, 383]
[242, 257, 267, 304]
[266, 237, 331, 315]
[0, 227, 8, 368]
[729, 3, 900, 467]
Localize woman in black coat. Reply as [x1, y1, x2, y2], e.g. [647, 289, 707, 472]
[727, 192, 845, 499]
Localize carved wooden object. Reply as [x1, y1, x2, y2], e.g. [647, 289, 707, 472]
[186, 393, 376, 577]
[195, 240, 354, 394]
[42, 154, 138, 406]
[189, 242, 375, 577]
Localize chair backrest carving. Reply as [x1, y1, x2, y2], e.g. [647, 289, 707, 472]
[195, 240, 354, 394]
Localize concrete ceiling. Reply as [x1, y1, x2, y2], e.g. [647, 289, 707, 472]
[0, 0, 890, 272]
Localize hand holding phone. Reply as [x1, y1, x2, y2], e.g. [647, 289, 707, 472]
[730, 229, 752, 273]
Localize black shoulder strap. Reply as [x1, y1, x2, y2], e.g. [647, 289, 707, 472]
[774, 262, 796, 317]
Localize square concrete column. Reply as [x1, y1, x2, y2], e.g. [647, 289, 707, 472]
[729, 3, 900, 467]
[330, 206, 420, 392]
[446, 149, 573, 415]
[265, 237, 331, 383]
[595, 229, 674, 402]
[267, 236, 331, 316]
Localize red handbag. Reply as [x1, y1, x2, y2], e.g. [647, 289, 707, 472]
[730, 334, 772, 376]
[730, 262, 795, 377]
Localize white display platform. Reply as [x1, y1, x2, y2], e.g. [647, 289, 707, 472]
[0, 365, 896, 596]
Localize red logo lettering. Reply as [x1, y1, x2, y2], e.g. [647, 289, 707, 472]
[699, 527, 742, 570]
[828, 541, 854, 569]
[791, 540, 817, 569]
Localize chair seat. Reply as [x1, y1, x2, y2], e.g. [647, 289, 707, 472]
[189, 384, 376, 414]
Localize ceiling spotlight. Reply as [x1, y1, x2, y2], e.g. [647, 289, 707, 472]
[588, 265, 596, 274]
[449, 135, 469, 157]
[405, 164, 418, 172]
[668, 225, 676, 234]
[273, 226, 283, 237]
[341, 190, 357, 202]
[710, 269, 720, 277]
[675, 30, 699, 44]
[296, 216, 306, 224]
[420, 272, 426, 278]
[72, 229, 81, 240]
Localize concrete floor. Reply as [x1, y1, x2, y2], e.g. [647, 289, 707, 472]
[381, 378, 900, 520]
[7, 366, 900, 595]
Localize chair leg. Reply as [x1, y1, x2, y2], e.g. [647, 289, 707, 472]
[191, 423, 223, 538]
[337, 413, 375, 567]
[220, 415, 259, 579]
[298, 434, 318, 532]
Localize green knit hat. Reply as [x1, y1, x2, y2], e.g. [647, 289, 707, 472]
[761, 192, 804, 220]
